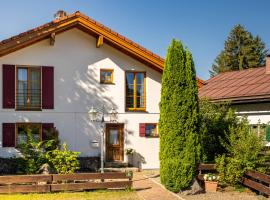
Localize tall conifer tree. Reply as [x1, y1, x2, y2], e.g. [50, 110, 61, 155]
[159, 39, 200, 192]
[210, 24, 267, 77]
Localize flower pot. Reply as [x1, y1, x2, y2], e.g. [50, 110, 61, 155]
[204, 181, 218, 192]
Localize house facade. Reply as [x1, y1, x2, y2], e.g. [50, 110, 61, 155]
[199, 57, 270, 144]
[0, 12, 165, 169]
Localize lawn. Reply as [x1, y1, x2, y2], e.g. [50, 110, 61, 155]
[0, 190, 141, 200]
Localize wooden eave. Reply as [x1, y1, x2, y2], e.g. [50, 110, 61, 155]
[0, 11, 204, 85]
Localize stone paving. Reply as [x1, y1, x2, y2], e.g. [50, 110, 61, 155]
[133, 172, 183, 200]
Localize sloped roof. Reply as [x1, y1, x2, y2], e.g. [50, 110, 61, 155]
[199, 67, 270, 103]
[0, 11, 204, 86]
[0, 11, 164, 71]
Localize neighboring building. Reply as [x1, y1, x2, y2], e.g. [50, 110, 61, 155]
[199, 56, 270, 144]
[0, 11, 203, 169]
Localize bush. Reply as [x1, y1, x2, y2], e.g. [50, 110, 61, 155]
[17, 129, 47, 174]
[159, 39, 200, 192]
[216, 117, 266, 185]
[200, 99, 237, 162]
[46, 143, 80, 174]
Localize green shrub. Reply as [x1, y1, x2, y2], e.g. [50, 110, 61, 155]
[46, 143, 80, 174]
[216, 117, 266, 185]
[159, 39, 200, 192]
[17, 129, 47, 174]
[200, 99, 238, 162]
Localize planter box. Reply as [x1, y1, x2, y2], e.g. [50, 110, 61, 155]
[205, 181, 218, 192]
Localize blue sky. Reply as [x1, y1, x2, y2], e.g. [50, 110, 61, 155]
[0, 0, 270, 80]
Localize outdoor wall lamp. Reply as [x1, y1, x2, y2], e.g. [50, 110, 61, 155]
[88, 105, 118, 173]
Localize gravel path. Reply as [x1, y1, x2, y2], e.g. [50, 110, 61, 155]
[142, 170, 267, 200]
[178, 191, 265, 200]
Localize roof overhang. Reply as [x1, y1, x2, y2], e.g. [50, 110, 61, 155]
[0, 11, 204, 86]
[207, 94, 270, 104]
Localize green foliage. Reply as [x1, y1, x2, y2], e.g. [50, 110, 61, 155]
[159, 39, 200, 192]
[216, 117, 266, 185]
[210, 24, 268, 76]
[17, 128, 47, 174]
[45, 143, 80, 174]
[43, 127, 60, 151]
[200, 99, 238, 162]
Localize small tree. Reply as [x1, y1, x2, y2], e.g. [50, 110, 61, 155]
[159, 39, 200, 192]
[200, 99, 237, 162]
[216, 117, 266, 185]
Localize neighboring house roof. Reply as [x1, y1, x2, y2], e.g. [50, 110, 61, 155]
[199, 67, 270, 103]
[0, 11, 204, 86]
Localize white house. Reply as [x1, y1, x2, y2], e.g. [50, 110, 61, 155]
[199, 56, 270, 144]
[0, 11, 204, 170]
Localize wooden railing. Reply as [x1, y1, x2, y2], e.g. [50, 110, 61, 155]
[0, 172, 132, 194]
[197, 163, 270, 197]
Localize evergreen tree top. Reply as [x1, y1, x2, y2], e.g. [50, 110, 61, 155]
[210, 24, 268, 77]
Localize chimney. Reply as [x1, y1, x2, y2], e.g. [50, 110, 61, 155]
[54, 10, 67, 20]
[266, 55, 270, 74]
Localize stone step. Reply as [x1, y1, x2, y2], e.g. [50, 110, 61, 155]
[104, 167, 140, 172]
[105, 162, 128, 168]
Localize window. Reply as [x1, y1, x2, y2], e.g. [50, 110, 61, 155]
[125, 71, 146, 111]
[250, 124, 270, 142]
[16, 123, 41, 146]
[145, 123, 158, 137]
[100, 69, 114, 84]
[16, 66, 41, 110]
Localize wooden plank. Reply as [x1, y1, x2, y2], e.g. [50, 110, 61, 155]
[0, 184, 50, 194]
[0, 175, 52, 184]
[197, 164, 216, 171]
[242, 177, 270, 196]
[245, 170, 270, 185]
[96, 35, 103, 48]
[51, 180, 132, 191]
[50, 33, 55, 46]
[52, 172, 128, 182]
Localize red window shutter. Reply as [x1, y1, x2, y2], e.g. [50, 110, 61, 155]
[42, 66, 54, 109]
[42, 123, 54, 141]
[2, 123, 15, 147]
[3, 65, 15, 108]
[139, 123, 146, 137]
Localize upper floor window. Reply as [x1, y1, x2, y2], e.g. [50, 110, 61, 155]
[100, 69, 114, 84]
[16, 66, 41, 110]
[125, 71, 146, 111]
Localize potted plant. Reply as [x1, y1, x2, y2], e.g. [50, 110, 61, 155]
[125, 148, 135, 166]
[204, 173, 219, 192]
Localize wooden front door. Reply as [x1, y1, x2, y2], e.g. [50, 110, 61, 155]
[106, 124, 124, 162]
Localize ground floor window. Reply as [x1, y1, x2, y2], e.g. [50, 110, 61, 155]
[249, 124, 270, 142]
[16, 123, 41, 146]
[145, 123, 158, 137]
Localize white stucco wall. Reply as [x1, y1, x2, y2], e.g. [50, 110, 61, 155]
[0, 28, 161, 169]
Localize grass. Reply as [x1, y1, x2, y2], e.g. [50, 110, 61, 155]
[0, 190, 141, 200]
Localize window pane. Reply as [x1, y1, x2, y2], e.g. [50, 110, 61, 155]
[145, 124, 158, 137]
[109, 130, 119, 145]
[126, 97, 134, 108]
[17, 81, 28, 107]
[137, 97, 145, 108]
[30, 70, 41, 107]
[126, 73, 134, 85]
[126, 84, 134, 96]
[101, 70, 113, 83]
[136, 85, 144, 97]
[18, 68, 27, 81]
[136, 73, 144, 85]
[17, 124, 41, 146]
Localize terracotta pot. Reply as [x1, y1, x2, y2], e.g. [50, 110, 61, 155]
[204, 181, 218, 192]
